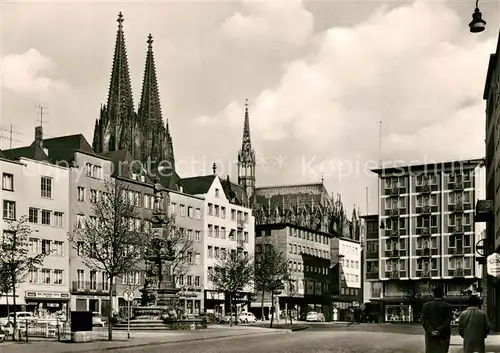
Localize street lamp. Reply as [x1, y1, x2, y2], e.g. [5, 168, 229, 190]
[469, 0, 486, 33]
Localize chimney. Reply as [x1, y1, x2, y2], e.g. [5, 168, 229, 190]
[34, 126, 43, 149]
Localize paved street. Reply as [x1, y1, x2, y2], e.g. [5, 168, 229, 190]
[107, 331, 473, 353]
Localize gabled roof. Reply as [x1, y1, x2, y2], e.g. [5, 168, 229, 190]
[41, 134, 97, 164]
[180, 175, 248, 206]
[157, 168, 183, 192]
[181, 175, 216, 195]
[2, 145, 50, 163]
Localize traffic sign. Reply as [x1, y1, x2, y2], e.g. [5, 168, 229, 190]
[487, 253, 500, 277]
[123, 290, 134, 302]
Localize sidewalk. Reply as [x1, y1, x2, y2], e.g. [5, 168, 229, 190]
[450, 334, 500, 346]
[0, 326, 288, 353]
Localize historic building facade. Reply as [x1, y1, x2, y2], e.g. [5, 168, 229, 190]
[1, 129, 71, 319]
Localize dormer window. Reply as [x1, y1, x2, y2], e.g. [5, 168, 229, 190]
[215, 188, 220, 197]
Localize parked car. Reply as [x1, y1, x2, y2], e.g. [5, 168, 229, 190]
[306, 312, 325, 322]
[222, 313, 237, 324]
[238, 312, 257, 323]
[0, 312, 36, 326]
[92, 312, 105, 327]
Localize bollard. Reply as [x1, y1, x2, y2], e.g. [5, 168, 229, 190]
[57, 317, 60, 341]
[25, 319, 28, 343]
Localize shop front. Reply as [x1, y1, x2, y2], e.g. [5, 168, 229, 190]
[72, 294, 110, 318]
[24, 291, 70, 321]
[178, 288, 203, 316]
[385, 304, 412, 323]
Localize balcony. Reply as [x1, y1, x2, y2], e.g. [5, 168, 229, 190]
[421, 227, 431, 236]
[421, 206, 431, 214]
[416, 248, 431, 257]
[453, 226, 464, 234]
[237, 220, 245, 229]
[388, 229, 400, 237]
[417, 270, 431, 278]
[448, 269, 472, 277]
[450, 203, 464, 212]
[388, 250, 399, 258]
[71, 281, 112, 294]
[387, 187, 400, 196]
[449, 247, 463, 255]
[420, 185, 432, 193]
[453, 182, 464, 190]
[389, 271, 399, 279]
[475, 200, 492, 223]
[366, 272, 379, 280]
[389, 209, 400, 217]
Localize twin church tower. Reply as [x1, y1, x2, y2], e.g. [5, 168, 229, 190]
[92, 12, 256, 201]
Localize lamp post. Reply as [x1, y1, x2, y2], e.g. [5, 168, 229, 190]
[469, 0, 487, 33]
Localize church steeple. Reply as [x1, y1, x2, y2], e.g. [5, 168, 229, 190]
[237, 99, 256, 205]
[93, 12, 137, 156]
[137, 34, 175, 170]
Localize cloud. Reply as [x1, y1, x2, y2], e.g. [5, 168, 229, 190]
[1, 49, 67, 94]
[198, 1, 496, 212]
[220, 0, 314, 46]
[212, 2, 493, 160]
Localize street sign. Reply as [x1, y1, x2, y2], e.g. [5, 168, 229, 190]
[487, 253, 500, 277]
[123, 290, 134, 302]
[476, 239, 486, 257]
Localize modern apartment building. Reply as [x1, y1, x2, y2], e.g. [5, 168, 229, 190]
[254, 223, 332, 321]
[34, 133, 113, 315]
[368, 159, 485, 322]
[1, 132, 71, 320]
[480, 34, 500, 331]
[181, 173, 255, 315]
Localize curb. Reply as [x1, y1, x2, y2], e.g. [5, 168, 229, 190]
[60, 330, 288, 353]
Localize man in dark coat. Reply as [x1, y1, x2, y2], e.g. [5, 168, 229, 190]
[421, 286, 453, 353]
[458, 295, 490, 353]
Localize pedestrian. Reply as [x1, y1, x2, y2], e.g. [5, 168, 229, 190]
[421, 286, 453, 353]
[458, 295, 490, 353]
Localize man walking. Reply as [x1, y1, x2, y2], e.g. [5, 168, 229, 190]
[421, 286, 453, 353]
[458, 295, 490, 353]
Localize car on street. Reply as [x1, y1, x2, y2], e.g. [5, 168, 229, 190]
[238, 312, 257, 323]
[306, 311, 325, 322]
[222, 313, 237, 324]
[0, 312, 36, 326]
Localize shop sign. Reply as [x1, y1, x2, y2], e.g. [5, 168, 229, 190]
[487, 253, 500, 277]
[25, 291, 70, 299]
[179, 292, 200, 298]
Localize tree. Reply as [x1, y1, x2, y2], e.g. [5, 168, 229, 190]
[0, 264, 12, 320]
[253, 241, 289, 328]
[0, 216, 45, 339]
[282, 275, 300, 325]
[208, 249, 254, 327]
[69, 179, 143, 341]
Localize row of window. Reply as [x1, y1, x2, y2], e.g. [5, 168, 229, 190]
[207, 224, 249, 243]
[28, 207, 64, 227]
[207, 246, 249, 260]
[288, 261, 329, 275]
[85, 163, 103, 180]
[289, 228, 330, 246]
[29, 238, 64, 256]
[383, 234, 473, 251]
[28, 268, 64, 285]
[386, 192, 474, 209]
[384, 214, 473, 230]
[340, 272, 361, 283]
[207, 202, 249, 223]
[340, 287, 359, 296]
[384, 256, 473, 272]
[171, 203, 202, 219]
[340, 258, 359, 269]
[288, 243, 330, 259]
[2, 174, 55, 199]
[385, 172, 472, 188]
[177, 274, 201, 287]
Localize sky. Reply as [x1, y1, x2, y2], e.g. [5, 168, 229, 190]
[1, 0, 499, 216]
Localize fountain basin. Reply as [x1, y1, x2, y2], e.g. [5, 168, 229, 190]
[132, 306, 166, 320]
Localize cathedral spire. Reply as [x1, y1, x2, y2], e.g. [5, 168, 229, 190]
[95, 12, 136, 155]
[237, 99, 256, 205]
[138, 33, 164, 165]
